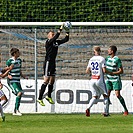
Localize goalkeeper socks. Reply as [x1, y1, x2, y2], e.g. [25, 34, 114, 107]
[48, 84, 53, 98]
[38, 82, 47, 100]
[118, 96, 128, 111]
[15, 96, 21, 110]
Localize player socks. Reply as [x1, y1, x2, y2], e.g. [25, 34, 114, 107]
[87, 97, 97, 109]
[103, 98, 109, 114]
[15, 96, 21, 110]
[118, 96, 128, 111]
[48, 84, 53, 98]
[38, 82, 47, 100]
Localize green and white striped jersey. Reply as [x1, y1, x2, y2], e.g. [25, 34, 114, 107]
[105, 56, 122, 82]
[6, 57, 22, 83]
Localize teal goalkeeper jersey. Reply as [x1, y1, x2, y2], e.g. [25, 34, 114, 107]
[6, 57, 22, 83]
[105, 56, 122, 82]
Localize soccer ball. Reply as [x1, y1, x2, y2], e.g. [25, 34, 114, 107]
[64, 21, 72, 30]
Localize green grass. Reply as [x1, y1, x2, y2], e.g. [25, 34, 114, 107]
[0, 113, 132, 133]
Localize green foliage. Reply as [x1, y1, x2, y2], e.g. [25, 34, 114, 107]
[0, 114, 132, 133]
[0, 0, 132, 22]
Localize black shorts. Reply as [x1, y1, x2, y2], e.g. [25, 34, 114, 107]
[43, 60, 56, 76]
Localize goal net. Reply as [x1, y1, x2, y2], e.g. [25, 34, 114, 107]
[0, 22, 132, 114]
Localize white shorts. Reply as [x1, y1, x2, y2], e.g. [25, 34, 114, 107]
[0, 90, 5, 98]
[90, 79, 107, 97]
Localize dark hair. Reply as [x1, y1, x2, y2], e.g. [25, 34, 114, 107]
[109, 45, 117, 54]
[10, 48, 19, 56]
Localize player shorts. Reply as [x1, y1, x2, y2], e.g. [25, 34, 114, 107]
[7, 82, 23, 95]
[43, 60, 56, 76]
[106, 80, 122, 91]
[0, 90, 5, 98]
[90, 79, 108, 97]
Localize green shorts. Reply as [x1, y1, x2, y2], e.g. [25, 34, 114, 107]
[106, 80, 122, 91]
[8, 82, 23, 95]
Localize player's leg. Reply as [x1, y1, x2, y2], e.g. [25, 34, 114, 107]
[113, 81, 128, 115]
[115, 90, 128, 115]
[9, 82, 23, 116]
[45, 61, 56, 104]
[37, 76, 49, 106]
[106, 81, 113, 104]
[97, 81, 110, 117]
[0, 90, 8, 106]
[103, 94, 109, 117]
[37, 61, 50, 106]
[86, 82, 98, 117]
[0, 91, 6, 121]
[0, 103, 5, 121]
[0, 95, 8, 106]
[45, 76, 55, 104]
[37, 81, 48, 106]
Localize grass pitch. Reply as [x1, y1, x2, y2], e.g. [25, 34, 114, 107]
[0, 113, 132, 133]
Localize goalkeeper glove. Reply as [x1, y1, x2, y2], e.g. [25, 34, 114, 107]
[64, 28, 69, 32]
[66, 32, 69, 36]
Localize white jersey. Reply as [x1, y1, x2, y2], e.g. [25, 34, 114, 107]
[87, 55, 107, 96]
[88, 55, 105, 81]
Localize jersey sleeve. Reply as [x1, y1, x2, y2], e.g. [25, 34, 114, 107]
[117, 58, 122, 68]
[101, 57, 106, 68]
[57, 35, 69, 45]
[6, 59, 11, 67]
[47, 32, 60, 45]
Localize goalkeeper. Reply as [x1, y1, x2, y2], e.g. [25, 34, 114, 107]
[37, 23, 69, 106]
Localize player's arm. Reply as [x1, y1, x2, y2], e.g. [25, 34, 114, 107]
[103, 67, 113, 75]
[0, 64, 14, 78]
[20, 71, 28, 79]
[112, 58, 123, 75]
[57, 25, 69, 45]
[58, 33, 69, 45]
[0, 69, 10, 78]
[48, 24, 64, 44]
[112, 66, 123, 75]
[86, 67, 91, 74]
[102, 58, 113, 75]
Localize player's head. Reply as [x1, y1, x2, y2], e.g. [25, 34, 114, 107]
[108, 45, 117, 55]
[47, 31, 54, 39]
[10, 48, 20, 57]
[93, 46, 101, 55]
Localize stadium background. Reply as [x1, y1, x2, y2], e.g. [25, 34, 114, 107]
[0, 0, 132, 113]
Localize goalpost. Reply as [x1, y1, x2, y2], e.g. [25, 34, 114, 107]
[0, 22, 132, 114]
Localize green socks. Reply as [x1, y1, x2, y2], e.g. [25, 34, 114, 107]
[15, 96, 21, 110]
[118, 96, 128, 111]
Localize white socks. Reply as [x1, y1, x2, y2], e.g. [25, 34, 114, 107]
[88, 97, 97, 109]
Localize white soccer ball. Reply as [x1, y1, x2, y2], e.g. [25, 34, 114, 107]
[64, 21, 72, 30]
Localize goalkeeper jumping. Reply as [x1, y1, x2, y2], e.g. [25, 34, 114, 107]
[37, 23, 69, 106]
